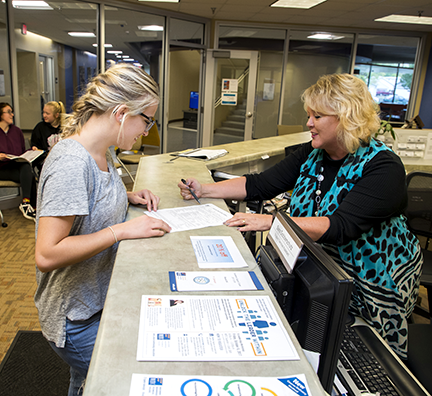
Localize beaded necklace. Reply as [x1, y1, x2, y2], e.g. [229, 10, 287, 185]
[315, 166, 324, 216]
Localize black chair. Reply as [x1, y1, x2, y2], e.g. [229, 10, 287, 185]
[404, 171, 432, 395]
[405, 171, 432, 320]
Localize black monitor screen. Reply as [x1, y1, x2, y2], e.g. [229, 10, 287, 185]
[189, 91, 199, 110]
[259, 212, 353, 393]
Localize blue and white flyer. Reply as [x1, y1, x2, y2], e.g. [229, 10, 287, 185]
[190, 236, 248, 268]
[137, 295, 299, 361]
[169, 271, 264, 292]
[129, 373, 311, 396]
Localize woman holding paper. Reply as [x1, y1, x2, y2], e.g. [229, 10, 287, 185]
[34, 64, 171, 396]
[0, 102, 37, 221]
[179, 73, 422, 360]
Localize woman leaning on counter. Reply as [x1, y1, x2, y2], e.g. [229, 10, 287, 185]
[179, 73, 423, 360]
[34, 64, 171, 396]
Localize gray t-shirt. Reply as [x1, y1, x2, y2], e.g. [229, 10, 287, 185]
[34, 139, 128, 348]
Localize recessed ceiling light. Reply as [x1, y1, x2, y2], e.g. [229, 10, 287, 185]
[138, 0, 179, 2]
[137, 25, 164, 31]
[92, 43, 113, 47]
[68, 32, 96, 37]
[12, 0, 53, 9]
[107, 50, 123, 54]
[271, 0, 326, 9]
[308, 33, 344, 40]
[375, 14, 432, 25]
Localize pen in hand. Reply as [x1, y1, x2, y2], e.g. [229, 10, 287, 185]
[181, 179, 201, 204]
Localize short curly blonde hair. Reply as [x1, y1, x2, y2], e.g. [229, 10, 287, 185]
[61, 64, 159, 145]
[301, 73, 380, 153]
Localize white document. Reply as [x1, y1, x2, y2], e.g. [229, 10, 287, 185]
[169, 271, 263, 292]
[137, 295, 299, 361]
[190, 236, 248, 268]
[129, 373, 312, 396]
[144, 204, 232, 233]
[174, 148, 228, 160]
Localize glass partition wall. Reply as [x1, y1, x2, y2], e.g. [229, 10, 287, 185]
[6, 0, 207, 156]
[218, 24, 424, 139]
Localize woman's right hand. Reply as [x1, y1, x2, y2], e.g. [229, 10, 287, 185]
[178, 178, 202, 200]
[119, 214, 171, 239]
[0, 153, 8, 161]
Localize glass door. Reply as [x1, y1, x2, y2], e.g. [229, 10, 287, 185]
[203, 50, 258, 147]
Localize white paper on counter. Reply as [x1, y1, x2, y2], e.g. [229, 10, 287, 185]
[137, 295, 299, 362]
[190, 236, 248, 268]
[169, 271, 263, 292]
[129, 373, 312, 396]
[144, 204, 232, 233]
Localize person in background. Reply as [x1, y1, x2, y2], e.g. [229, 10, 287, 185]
[179, 73, 423, 360]
[31, 101, 66, 152]
[34, 64, 171, 396]
[0, 102, 37, 221]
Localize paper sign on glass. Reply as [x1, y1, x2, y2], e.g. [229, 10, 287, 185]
[267, 212, 303, 273]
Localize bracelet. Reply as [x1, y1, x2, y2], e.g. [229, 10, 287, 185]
[107, 226, 118, 244]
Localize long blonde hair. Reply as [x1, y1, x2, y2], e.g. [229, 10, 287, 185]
[45, 101, 66, 128]
[61, 64, 159, 145]
[302, 73, 381, 153]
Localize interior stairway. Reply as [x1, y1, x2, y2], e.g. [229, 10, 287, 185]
[213, 102, 246, 145]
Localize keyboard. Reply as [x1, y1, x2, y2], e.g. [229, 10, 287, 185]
[337, 325, 401, 396]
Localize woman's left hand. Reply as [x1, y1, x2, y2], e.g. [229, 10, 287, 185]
[127, 189, 160, 211]
[224, 212, 273, 232]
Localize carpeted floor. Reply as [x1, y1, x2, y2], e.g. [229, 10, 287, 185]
[0, 330, 70, 396]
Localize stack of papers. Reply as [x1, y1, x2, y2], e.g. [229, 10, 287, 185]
[171, 148, 228, 161]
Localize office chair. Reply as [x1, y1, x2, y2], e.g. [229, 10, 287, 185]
[404, 171, 432, 321]
[117, 123, 160, 165]
[0, 180, 21, 227]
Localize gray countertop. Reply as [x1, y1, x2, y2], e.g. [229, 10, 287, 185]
[83, 132, 327, 395]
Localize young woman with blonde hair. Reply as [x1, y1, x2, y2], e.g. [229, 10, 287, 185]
[179, 73, 422, 360]
[34, 64, 171, 396]
[31, 100, 66, 151]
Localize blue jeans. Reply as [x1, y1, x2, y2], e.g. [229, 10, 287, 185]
[49, 311, 102, 396]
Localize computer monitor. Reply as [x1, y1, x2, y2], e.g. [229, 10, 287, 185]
[189, 91, 199, 110]
[259, 212, 353, 393]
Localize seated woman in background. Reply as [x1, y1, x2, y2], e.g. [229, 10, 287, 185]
[31, 100, 66, 152]
[179, 73, 423, 359]
[0, 102, 37, 221]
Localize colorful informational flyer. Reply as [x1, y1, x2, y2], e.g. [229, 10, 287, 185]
[144, 204, 232, 233]
[137, 295, 299, 361]
[129, 373, 312, 396]
[190, 236, 248, 268]
[169, 271, 264, 292]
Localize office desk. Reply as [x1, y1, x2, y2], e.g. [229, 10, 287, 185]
[83, 132, 326, 395]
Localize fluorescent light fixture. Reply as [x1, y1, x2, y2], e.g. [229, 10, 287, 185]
[271, 0, 326, 9]
[122, 55, 130, 58]
[107, 50, 123, 54]
[375, 14, 432, 25]
[308, 33, 344, 40]
[68, 32, 95, 37]
[123, 58, 135, 62]
[137, 25, 164, 31]
[13, 0, 53, 9]
[93, 43, 113, 48]
[138, 0, 178, 2]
